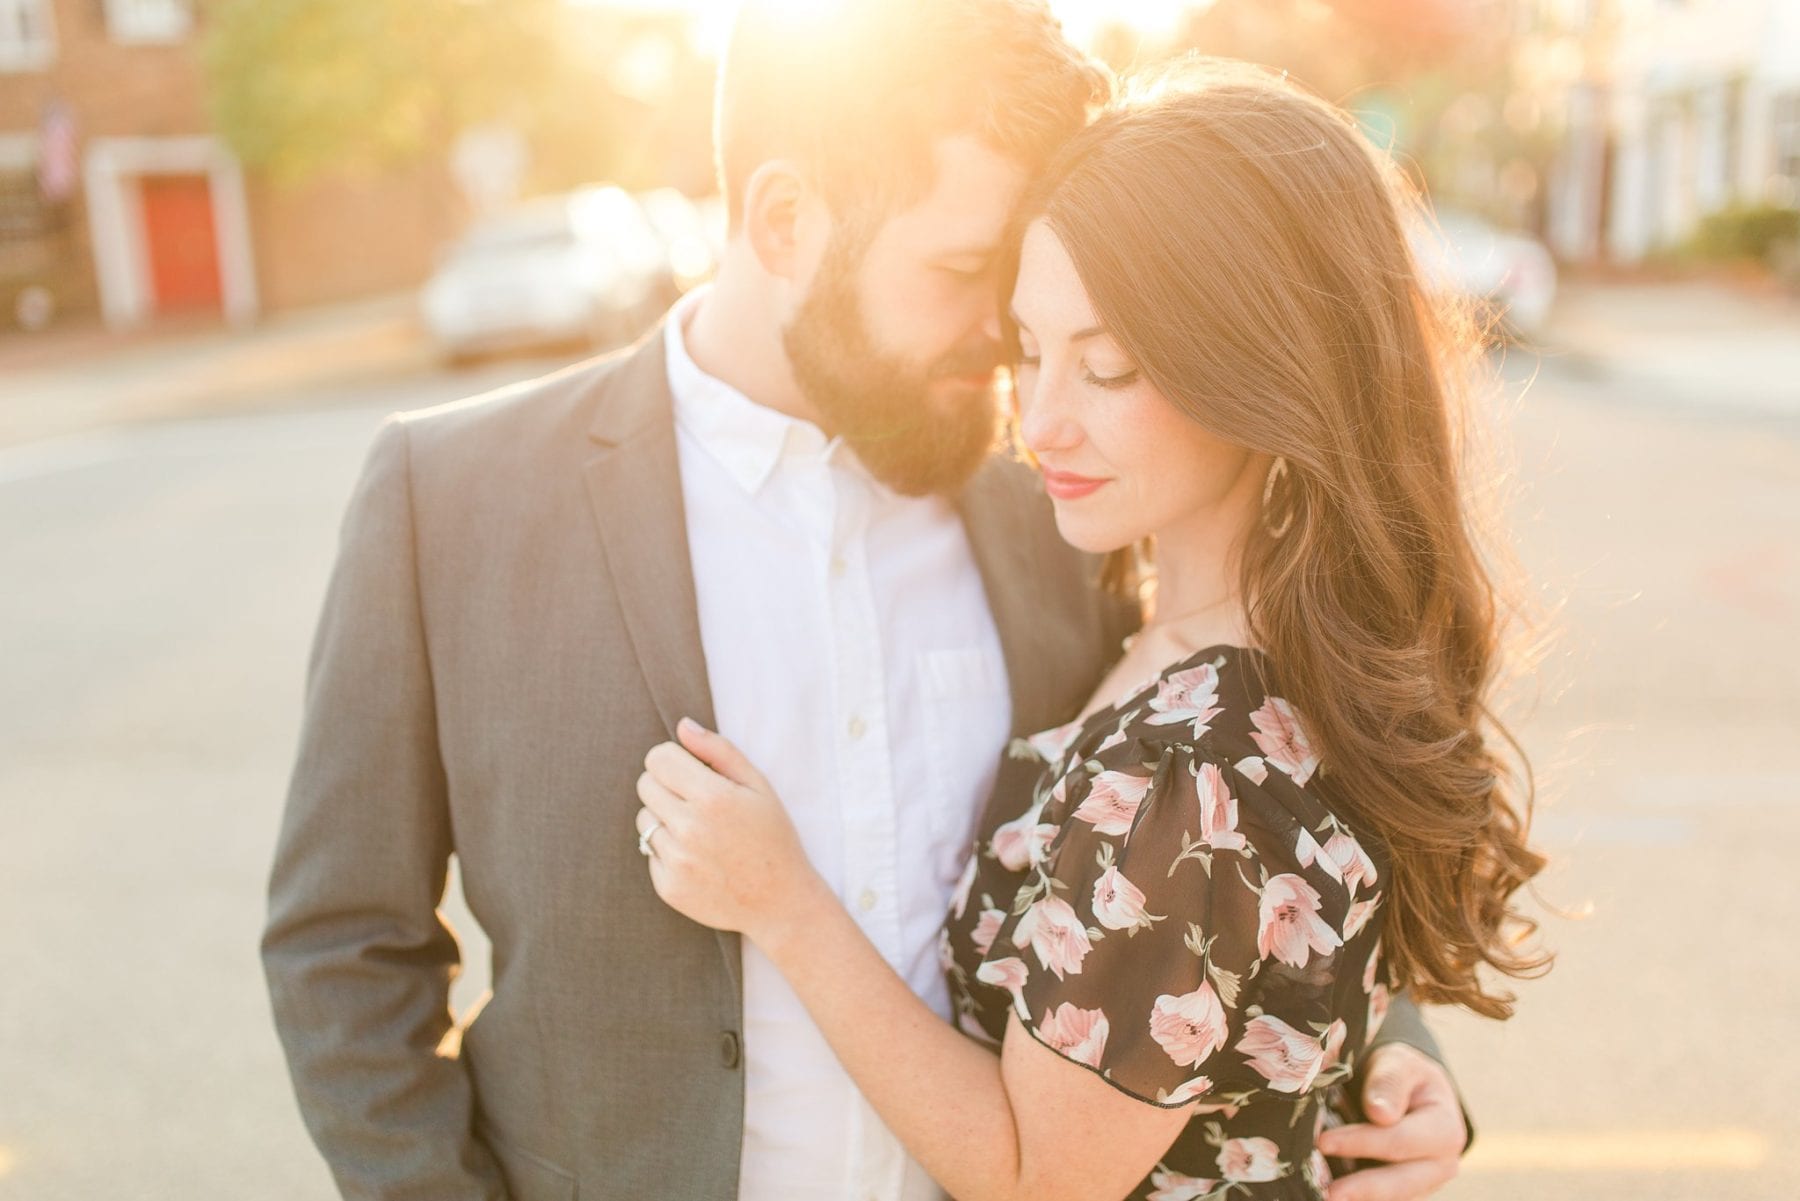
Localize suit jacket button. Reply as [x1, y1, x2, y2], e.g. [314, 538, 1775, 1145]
[720, 1030, 741, 1069]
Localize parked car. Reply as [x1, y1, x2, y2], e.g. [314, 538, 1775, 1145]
[1408, 207, 1557, 340]
[421, 185, 668, 364]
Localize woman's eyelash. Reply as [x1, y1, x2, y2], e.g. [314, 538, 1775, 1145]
[1084, 367, 1139, 390]
[1012, 354, 1137, 390]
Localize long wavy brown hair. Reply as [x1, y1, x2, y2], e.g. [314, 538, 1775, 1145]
[1009, 59, 1549, 1018]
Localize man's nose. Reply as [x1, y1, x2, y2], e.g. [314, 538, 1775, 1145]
[978, 306, 1003, 346]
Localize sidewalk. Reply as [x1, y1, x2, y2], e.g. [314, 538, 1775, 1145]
[0, 292, 433, 449]
[1539, 277, 1800, 419]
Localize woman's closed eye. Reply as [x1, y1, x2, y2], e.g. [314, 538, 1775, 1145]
[1083, 365, 1140, 390]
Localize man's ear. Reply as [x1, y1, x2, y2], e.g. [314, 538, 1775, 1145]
[741, 160, 812, 280]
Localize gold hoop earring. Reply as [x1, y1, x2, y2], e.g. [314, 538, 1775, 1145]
[1262, 456, 1294, 540]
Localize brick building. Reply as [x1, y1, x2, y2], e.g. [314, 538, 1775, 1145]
[0, 0, 460, 332]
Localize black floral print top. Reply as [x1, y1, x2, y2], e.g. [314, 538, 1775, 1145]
[941, 646, 1393, 1200]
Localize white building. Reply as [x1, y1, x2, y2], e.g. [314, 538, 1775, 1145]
[1546, 0, 1800, 263]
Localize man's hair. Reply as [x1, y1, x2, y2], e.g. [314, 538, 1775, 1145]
[714, 0, 1110, 232]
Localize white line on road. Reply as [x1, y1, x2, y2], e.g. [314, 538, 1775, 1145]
[1464, 1128, 1770, 1173]
[0, 404, 392, 487]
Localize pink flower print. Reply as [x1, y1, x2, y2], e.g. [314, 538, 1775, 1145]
[1072, 770, 1151, 837]
[1294, 828, 1343, 885]
[1093, 727, 1129, 756]
[937, 927, 956, 972]
[1218, 1136, 1285, 1182]
[975, 956, 1030, 1020]
[1159, 1075, 1215, 1105]
[1012, 895, 1093, 979]
[951, 853, 977, 920]
[1321, 1018, 1348, 1071]
[1037, 1002, 1111, 1069]
[1363, 940, 1382, 993]
[1257, 874, 1343, 968]
[1147, 1165, 1219, 1201]
[1196, 762, 1248, 851]
[1234, 755, 1269, 785]
[1310, 1149, 1334, 1190]
[1091, 864, 1157, 931]
[1367, 982, 1391, 1039]
[1249, 696, 1320, 786]
[1324, 831, 1377, 895]
[1144, 662, 1224, 735]
[1148, 983, 1228, 1068]
[990, 812, 1059, 871]
[1235, 1014, 1327, 1094]
[971, 907, 1006, 956]
[1343, 892, 1381, 941]
[1026, 719, 1085, 766]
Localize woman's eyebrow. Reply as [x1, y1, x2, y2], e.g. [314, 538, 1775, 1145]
[1007, 308, 1106, 343]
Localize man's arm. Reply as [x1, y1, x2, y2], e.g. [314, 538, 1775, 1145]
[1360, 992, 1474, 1149]
[1314, 993, 1473, 1201]
[261, 415, 506, 1201]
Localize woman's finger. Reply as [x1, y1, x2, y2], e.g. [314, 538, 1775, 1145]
[644, 739, 734, 806]
[676, 718, 767, 791]
[1325, 1156, 1455, 1201]
[635, 770, 689, 830]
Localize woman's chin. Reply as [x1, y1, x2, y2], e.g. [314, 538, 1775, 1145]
[1051, 510, 1138, 557]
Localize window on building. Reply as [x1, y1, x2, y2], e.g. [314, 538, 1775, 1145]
[1775, 92, 1800, 194]
[0, 0, 55, 72]
[105, 0, 193, 45]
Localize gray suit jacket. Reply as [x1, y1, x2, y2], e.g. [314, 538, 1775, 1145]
[262, 329, 1452, 1201]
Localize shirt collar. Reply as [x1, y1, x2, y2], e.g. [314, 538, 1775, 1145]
[664, 286, 845, 497]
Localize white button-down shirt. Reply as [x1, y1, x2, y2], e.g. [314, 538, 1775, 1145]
[665, 289, 1012, 1201]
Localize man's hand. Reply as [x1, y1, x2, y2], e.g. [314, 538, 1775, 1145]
[1317, 1042, 1464, 1201]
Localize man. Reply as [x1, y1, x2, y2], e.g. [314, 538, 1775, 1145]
[262, 3, 1469, 1199]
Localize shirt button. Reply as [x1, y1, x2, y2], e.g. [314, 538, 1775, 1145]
[858, 889, 878, 911]
[720, 1030, 741, 1069]
[847, 715, 866, 740]
[829, 555, 847, 578]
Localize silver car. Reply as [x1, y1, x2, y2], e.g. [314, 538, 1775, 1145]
[421, 186, 668, 364]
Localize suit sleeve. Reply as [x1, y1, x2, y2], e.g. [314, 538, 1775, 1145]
[261, 415, 508, 1200]
[1356, 990, 1476, 1152]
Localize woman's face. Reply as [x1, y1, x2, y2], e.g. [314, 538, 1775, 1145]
[1009, 220, 1263, 559]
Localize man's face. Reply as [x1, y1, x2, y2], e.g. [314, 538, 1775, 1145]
[784, 135, 1027, 497]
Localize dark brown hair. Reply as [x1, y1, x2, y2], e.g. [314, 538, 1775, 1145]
[714, 0, 1110, 231]
[1012, 58, 1548, 1018]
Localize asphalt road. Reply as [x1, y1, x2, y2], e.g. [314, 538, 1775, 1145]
[1, 346, 1795, 1200]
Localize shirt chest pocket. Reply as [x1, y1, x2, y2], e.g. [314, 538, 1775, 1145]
[917, 646, 1012, 873]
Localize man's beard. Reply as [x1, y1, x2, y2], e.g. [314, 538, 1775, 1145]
[783, 235, 1002, 498]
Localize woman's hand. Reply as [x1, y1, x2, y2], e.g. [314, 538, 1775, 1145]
[637, 718, 828, 949]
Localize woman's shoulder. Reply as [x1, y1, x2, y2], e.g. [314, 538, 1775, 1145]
[1028, 646, 1385, 890]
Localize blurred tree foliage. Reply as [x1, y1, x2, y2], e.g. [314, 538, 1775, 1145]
[199, 0, 717, 199]
[1095, 0, 1559, 231]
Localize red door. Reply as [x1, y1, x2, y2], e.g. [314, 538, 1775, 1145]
[140, 174, 223, 314]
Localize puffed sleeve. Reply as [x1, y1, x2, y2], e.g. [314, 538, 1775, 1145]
[973, 734, 1355, 1108]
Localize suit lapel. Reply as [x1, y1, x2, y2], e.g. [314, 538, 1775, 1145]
[581, 330, 718, 737]
[579, 329, 739, 1000]
[955, 458, 1061, 741]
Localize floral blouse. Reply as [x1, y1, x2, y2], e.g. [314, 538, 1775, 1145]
[941, 645, 1393, 1201]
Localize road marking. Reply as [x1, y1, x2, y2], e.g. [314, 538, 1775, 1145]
[0, 404, 390, 487]
[1464, 1129, 1768, 1172]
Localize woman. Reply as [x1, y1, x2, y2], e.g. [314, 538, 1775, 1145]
[634, 60, 1547, 1201]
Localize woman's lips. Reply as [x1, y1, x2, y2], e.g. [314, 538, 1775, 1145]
[1041, 468, 1109, 501]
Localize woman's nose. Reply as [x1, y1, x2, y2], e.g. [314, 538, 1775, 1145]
[1016, 370, 1081, 456]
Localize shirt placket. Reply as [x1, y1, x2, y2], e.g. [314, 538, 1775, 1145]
[824, 456, 907, 1201]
